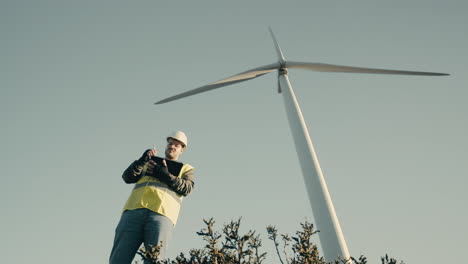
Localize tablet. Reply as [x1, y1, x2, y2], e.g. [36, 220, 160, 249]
[151, 156, 184, 176]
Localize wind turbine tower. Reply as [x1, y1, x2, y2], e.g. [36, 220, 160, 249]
[155, 29, 448, 262]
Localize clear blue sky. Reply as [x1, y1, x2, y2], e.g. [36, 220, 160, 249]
[2, 1, 467, 263]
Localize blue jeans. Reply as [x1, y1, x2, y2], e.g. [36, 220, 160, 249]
[109, 208, 174, 264]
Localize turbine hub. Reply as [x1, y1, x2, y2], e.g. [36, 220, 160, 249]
[279, 67, 288, 75]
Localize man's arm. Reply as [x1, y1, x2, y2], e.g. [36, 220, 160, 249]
[122, 149, 156, 184]
[167, 168, 195, 197]
[122, 160, 146, 184]
[154, 165, 195, 196]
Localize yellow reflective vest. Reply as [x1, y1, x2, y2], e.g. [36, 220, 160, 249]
[122, 163, 193, 225]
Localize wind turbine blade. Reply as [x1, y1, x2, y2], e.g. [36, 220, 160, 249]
[286, 61, 449, 76]
[269, 27, 286, 62]
[155, 62, 280, 104]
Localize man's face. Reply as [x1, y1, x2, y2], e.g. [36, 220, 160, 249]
[165, 138, 185, 160]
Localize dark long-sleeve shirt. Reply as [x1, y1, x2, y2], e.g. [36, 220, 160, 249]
[122, 160, 195, 197]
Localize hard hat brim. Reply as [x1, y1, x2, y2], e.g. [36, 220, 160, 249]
[167, 137, 187, 148]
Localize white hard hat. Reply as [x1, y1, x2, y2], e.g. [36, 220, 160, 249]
[167, 131, 188, 148]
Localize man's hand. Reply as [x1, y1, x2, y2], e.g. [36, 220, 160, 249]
[150, 159, 172, 182]
[145, 160, 158, 175]
[138, 148, 157, 162]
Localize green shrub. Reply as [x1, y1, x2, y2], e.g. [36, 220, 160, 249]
[136, 218, 402, 264]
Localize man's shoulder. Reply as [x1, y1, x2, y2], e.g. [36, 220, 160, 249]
[180, 163, 194, 177]
[182, 162, 194, 170]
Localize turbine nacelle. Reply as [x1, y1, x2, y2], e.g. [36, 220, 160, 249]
[277, 68, 289, 93]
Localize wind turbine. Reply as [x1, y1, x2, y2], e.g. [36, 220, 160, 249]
[155, 29, 449, 262]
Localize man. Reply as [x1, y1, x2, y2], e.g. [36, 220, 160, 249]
[110, 131, 195, 264]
